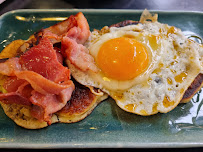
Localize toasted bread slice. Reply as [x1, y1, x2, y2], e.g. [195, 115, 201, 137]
[0, 102, 58, 129]
[57, 81, 108, 123]
[180, 73, 203, 103]
[0, 83, 107, 129]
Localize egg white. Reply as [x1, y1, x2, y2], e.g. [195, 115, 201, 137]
[82, 25, 166, 91]
[68, 21, 203, 115]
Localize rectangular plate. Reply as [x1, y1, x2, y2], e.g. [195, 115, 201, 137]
[0, 9, 203, 149]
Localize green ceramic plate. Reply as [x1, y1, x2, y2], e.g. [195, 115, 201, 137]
[0, 9, 203, 148]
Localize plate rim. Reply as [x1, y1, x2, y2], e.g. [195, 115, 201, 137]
[0, 8, 203, 20]
[0, 8, 203, 149]
[1, 141, 203, 149]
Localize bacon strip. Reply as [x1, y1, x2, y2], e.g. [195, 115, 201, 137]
[15, 71, 73, 95]
[41, 30, 61, 44]
[30, 82, 74, 124]
[0, 80, 32, 106]
[66, 12, 90, 44]
[19, 37, 70, 83]
[0, 58, 21, 76]
[60, 12, 98, 72]
[40, 12, 97, 72]
[62, 37, 98, 72]
[42, 12, 90, 45]
[0, 92, 31, 106]
[3, 76, 26, 92]
[0, 37, 75, 123]
[0, 12, 94, 124]
[44, 14, 77, 36]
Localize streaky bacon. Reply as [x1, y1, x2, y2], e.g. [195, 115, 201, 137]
[41, 30, 61, 44]
[0, 58, 21, 76]
[15, 71, 73, 95]
[42, 12, 89, 44]
[0, 92, 31, 106]
[0, 81, 32, 106]
[58, 12, 98, 72]
[44, 15, 77, 36]
[0, 37, 75, 123]
[19, 37, 70, 83]
[54, 47, 63, 64]
[62, 37, 98, 72]
[30, 82, 74, 124]
[0, 12, 94, 124]
[41, 12, 96, 72]
[3, 76, 26, 92]
[41, 14, 77, 44]
[65, 12, 90, 44]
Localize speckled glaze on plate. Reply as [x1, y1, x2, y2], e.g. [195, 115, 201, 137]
[0, 9, 203, 148]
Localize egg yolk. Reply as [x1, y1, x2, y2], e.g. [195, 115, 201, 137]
[97, 37, 149, 80]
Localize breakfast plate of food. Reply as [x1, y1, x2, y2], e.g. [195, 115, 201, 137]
[0, 9, 202, 148]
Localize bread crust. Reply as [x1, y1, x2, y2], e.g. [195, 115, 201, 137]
[109, 20, 139, 28]
[57, 93, 108, 123]
[181, 73, 203, 103]
[0, 102, 56, 129]
[0, 87, 108, 129]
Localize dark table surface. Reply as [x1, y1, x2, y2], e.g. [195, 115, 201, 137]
[0, 0, 203, 15]
[0, 148, 202, 152]
[0, 0, 203, 151]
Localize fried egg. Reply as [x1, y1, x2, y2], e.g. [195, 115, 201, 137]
[67, 11, 203, 115]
